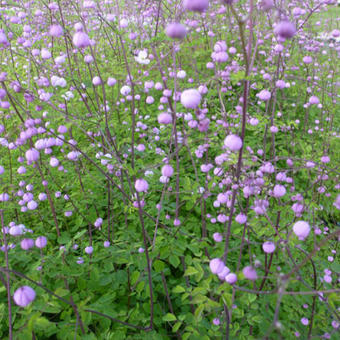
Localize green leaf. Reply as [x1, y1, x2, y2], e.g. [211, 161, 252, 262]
[222, 292, 232, 308]
[74, 229, 87, 240]
[169, 255, 180, 268]
[153, 259, 165, 272]
[136, 281, 145, 294]
[183, 332, 192, 340]
[54, 287, 69, 297]
[162, 313, 177, 322]
[251, 315, 263, 323]
[173, 285, 185, 293]
[57, 232, 71, 244]
[330, 262, 340, 273]
[131, 271, 140, 285]
[172, 321, 182, 332]
[194, 304, 205, 319]
[184, 266, 198, 276]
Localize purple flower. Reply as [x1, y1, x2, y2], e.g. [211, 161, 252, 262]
[166, 23, 187, 39]
[135, 179, 149, 193]
[161, 164, 174, 177]
[49, 157, 59, 167]
[257, 89, 271, 101]
[92, 76, 101, 86]
[209, 258, 225, 274]
[334, 195, 340, 210]
[94, 217, 103, 228]
[107, 77, 117, 86]
[13, 286, 36, 307]
[273, 184, 286, 198]
[72, 32, 91, 48]
[217, 266, 230, 280]
[242, 266, 258, 280]
[9, 226, 23, 236]
[35, 236, 47, 249]
[224, 134, 242, 151]
[303, 56, 312, 64]
[293, 221, 310, 240]
[213, 318, 220, 325]
[259, 0, 274, 11]
[183, 0, 209, 12]
[158, 113, 172, 124]
[301, 317, 309, 326]
[27, 200, 38, 210]
[235, 213, 247, 224]
[49, 24, 63, 37]
[262, 241, 275, 254]
[77, 257, 84, 264]
[274, 21, 296, 40]
[0, 193, 9, 201]
[309, 96, 320, 105]
[85, 246, 93, 254]
[225, 272, 237, 284]
[20, 238, 34, 250]
[38, 193, 47, 201]
[0, 32, 8, 45]
[180, 89, 201, 109]
[25, 148, 39, 163]
[213, 232, 223, 242]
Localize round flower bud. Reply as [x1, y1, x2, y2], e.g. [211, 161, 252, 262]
[13, 286, 36, 307]
[309, 96, 319, 105]
[259, 0, 274, 11]
[9, 226, 23, 236]
[158, 112, 172, 124]
[293, 221, 310, 240]
[107, 77, 116, 86]
[224, 134, 242, 151]
[165, 22, 187, 39]
[183, 0, 209, 12]
[180, 89, 201, 109]
[120, 85, 131, 96]
[135, 179, 148, 193]
[161, 164, 174, 177]
[235, 213, 247, 224]
[225, 272, 237, 284]
[209, 258, 224, 274]
[25, 148, 39, 163]
[213, 318, 220, 326]
[217, 266, 230, 280]
[301, 317, 309, 326]
[49, 24, 63, 37]
[21, 238, 34, 250]
[257, 89, 271, 101]
[274, 21, 296, 40]
[50, 157, 59, 167]
[262, 241, 275, 253]
[273, 184, 286, 198]
[85, 246, 93, 254]
[242, 266, 258, 280]
[213, 232, 223, 242]
[92, 76, 102, 86]
[35, 236, 47, 249]
[303, 56, 312, 64]
[72, 32, 91, 48]
[27, 200, 38, 210]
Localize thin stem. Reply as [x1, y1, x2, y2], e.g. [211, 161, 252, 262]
[0, 210, 12, 340]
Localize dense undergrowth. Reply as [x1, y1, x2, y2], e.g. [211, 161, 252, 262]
[0, 0, 339, 339]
